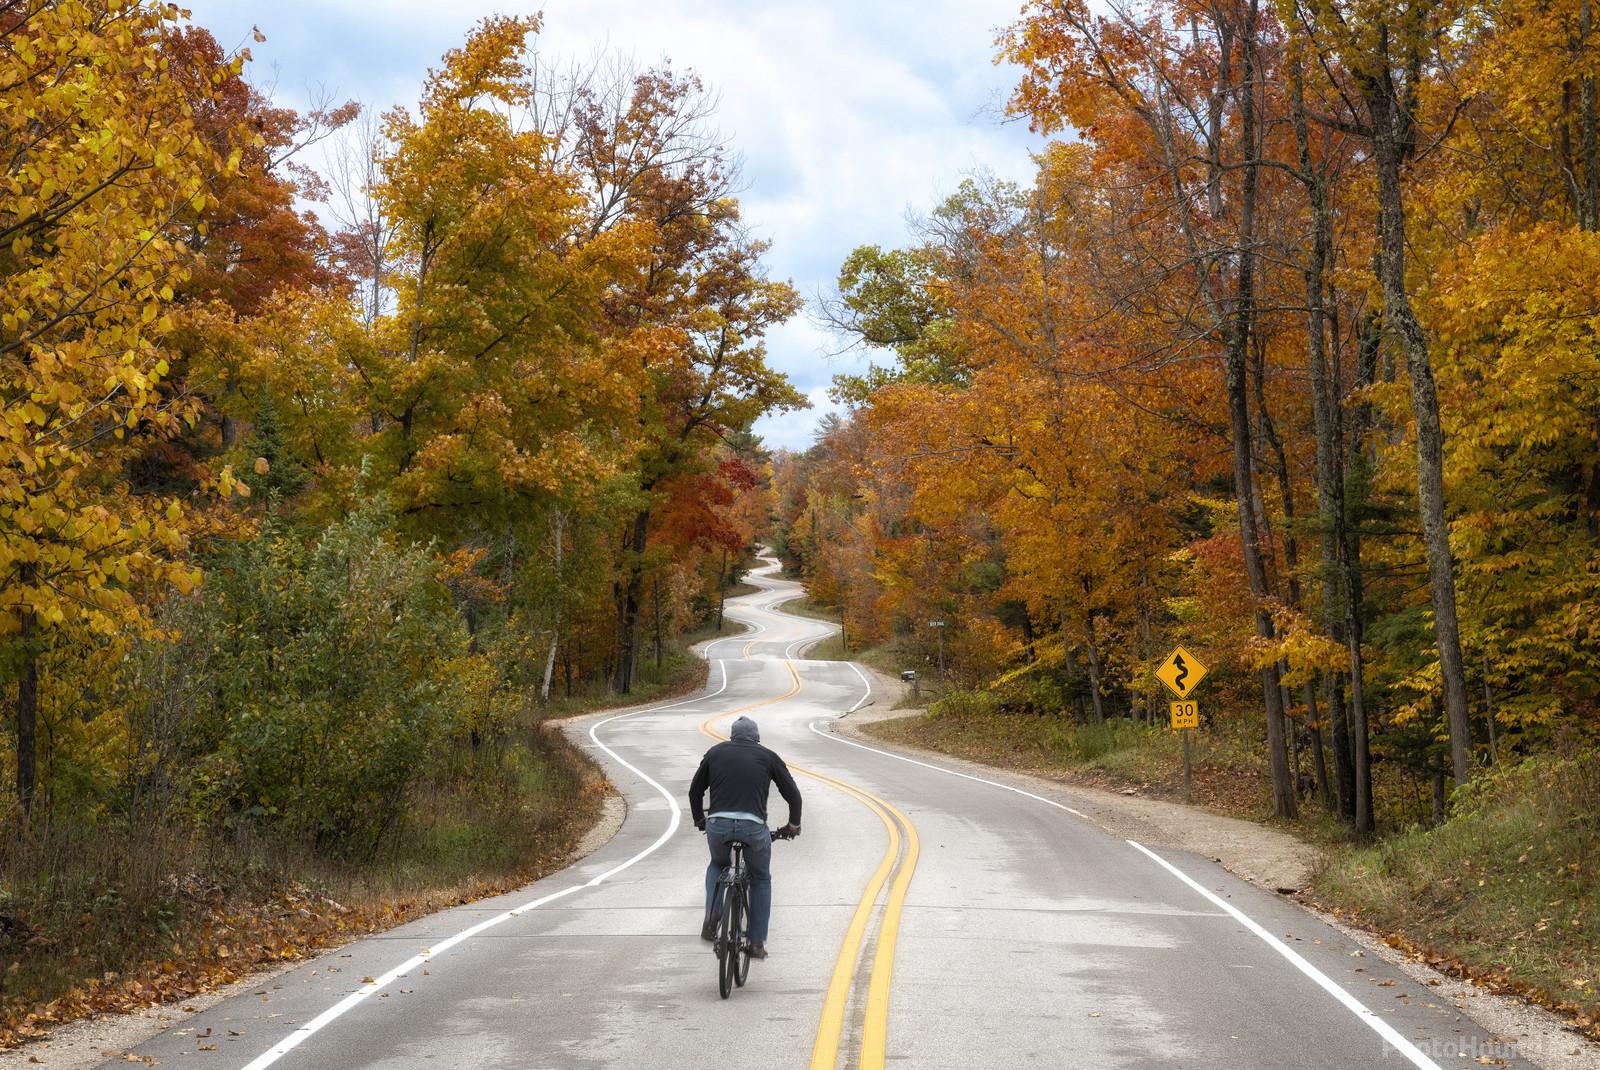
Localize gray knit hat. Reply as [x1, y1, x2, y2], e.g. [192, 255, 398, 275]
[730, 716, 760, 743]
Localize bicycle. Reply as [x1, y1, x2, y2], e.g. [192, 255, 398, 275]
[712, 827, 795, 999]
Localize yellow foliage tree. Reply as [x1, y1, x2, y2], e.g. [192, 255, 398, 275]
[1, 1, 236, 813]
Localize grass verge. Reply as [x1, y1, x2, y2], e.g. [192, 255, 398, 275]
[862, 703, 1280, 820]
[538, 638, 710, 720]
[1311, 741, 1600, 1036]
[0, 728, 601, 1049]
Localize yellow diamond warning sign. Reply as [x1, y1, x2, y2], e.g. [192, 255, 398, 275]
[1156, 645, 1208, 698]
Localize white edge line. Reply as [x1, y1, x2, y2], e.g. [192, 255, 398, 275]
[701, 554, 783, 658]
[842, 660, 873, 714]
[702, 615, 763, 658]
[238, 662, 729, 1070]
[783, 623, 835, 661]
[1125, 840, 1443, 1070]
[809, 703, 1083, 818]
[806, 697, 1442, 1070]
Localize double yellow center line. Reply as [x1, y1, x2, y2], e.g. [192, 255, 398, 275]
[697, 659, 919, 1070]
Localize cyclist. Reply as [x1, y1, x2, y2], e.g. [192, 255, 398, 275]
[688, 716, 801, 959]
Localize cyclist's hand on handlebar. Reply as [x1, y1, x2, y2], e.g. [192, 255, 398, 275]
[693, 817, 705, 833]
[775, 823, 800, 840]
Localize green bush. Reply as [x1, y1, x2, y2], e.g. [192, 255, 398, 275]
[1000, 675, 1070, 716]
[928, 689, 1003, 718]
[160, 503, 474, 855]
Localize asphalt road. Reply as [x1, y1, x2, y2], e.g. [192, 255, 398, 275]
[110, 557, 1536, 1070]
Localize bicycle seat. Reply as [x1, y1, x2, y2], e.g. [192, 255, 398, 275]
[726, 839, 748, 849]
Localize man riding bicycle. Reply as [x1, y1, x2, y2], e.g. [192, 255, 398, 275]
[689, 716, 801, 960]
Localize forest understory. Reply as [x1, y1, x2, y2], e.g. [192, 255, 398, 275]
[0, 649, 716, 1049]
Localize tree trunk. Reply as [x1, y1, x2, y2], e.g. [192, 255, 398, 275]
[1483, 660, 1499, 764]
[1230, 0, 1297, 819]
[653, 577, 663, 676]
[613, 509, 650, 694]
[1289, 699, 1304, 796]
[15, 609, 37, 817]
[1308, 708, 1332, 808]
[1137, 597, 1154, 723]
[1063, 638, 1088, 723]
[1291, 54, 1356, 821]
[715, 547, 728, 633]
[539, 631, 559, 705]
[1256, 313, 1330, 809]
[1430, 760, 1447, 827]
[1340, 312, 1381, 838]
[1365, 37, 1473, 785]
[540, 510, 564, 704]
[1345, 583, 1375, 837]
[1084, 611, 1106, 724]
[1233, 383, 1296, 817]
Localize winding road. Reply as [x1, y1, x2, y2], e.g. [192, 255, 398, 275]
[110, 555, 1536, 1069]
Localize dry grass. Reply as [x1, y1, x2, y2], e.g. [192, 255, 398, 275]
[1313, 738, 1600, 1034]
[864, 705, 1284, 820]
[538, 641, 709, 720]
[0, 635, 721, 1048]
[0, 726, 604, 1048]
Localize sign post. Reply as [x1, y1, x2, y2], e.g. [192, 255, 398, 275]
[1157, 646, 1209, 803]
[928, 620, 947, 683]
[1169, 699, 1200, 801]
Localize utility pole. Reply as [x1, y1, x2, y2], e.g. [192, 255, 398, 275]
[929, 619, 946, 684]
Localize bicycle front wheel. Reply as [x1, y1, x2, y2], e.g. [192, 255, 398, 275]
[732, 883, 751, 987]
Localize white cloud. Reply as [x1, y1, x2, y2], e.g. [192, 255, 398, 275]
[184, 1, 1042, 450]
[753, 385, 841, 456]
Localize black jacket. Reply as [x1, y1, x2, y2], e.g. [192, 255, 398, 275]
[688, 739, 802, 827]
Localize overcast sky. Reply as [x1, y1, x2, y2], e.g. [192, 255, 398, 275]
[181, 1, 1042, 451]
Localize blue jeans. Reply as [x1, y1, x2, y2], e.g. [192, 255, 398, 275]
[704, 818, 773, 943]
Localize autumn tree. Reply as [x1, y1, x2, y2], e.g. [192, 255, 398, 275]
[1003, 0, 1303, 815]
[520, 59, 803, 692]
[1291, 0, 1478, 787]
[0, 1, 243, 814]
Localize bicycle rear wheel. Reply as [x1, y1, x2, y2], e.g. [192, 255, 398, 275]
[732, 882, 751, 987]
[716, 882, 736, 999]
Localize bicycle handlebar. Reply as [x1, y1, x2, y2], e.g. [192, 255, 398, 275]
[697, 824, 799, 841]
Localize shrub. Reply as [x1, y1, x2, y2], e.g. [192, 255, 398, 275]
[154, 503, 473, 855]
[928, 689, 1003, 719]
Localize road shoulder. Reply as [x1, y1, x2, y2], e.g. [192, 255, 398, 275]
[832, 702, 1320, 892]
[828, 700, 1600, 1070]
